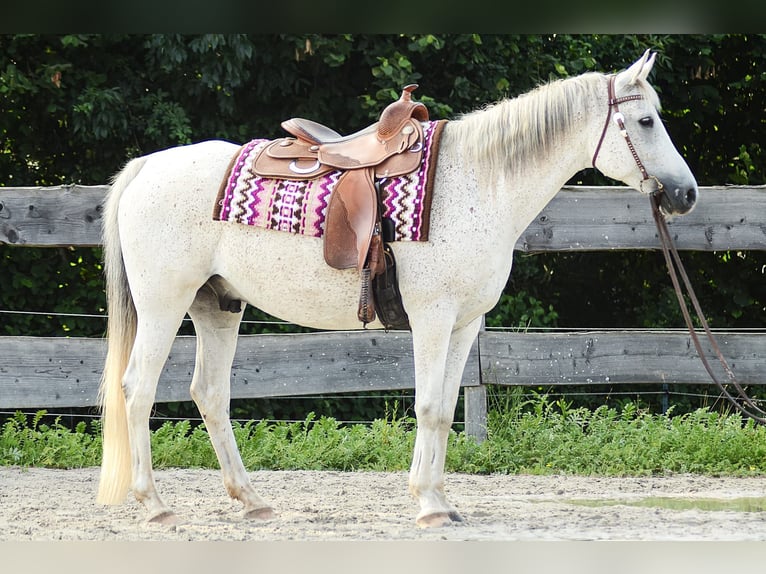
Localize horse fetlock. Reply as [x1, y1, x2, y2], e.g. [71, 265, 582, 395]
[412, 485, 458, 524]
[226, 482, 273, 517]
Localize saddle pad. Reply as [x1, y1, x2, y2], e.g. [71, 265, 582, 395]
[213, 120, 446, 242]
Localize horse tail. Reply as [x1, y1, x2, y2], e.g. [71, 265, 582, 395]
[96, 156, 147, 505]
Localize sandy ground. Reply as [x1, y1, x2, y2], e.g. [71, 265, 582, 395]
[3, 466, 766, 541]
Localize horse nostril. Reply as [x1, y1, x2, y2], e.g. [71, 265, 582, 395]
[685, 188, 697, 205]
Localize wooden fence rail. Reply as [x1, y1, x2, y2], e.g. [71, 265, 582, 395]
[1, 185, 765, 439]
[2, 184, 766, 251]
[2, 330, 762, 408]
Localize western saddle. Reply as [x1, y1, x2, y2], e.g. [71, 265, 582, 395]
[251, 84, 430, 328]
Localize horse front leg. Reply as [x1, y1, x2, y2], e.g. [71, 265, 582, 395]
[409, 315, 482, 528]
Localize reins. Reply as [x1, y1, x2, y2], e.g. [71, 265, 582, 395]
[651, 197, 766, 424]
[594, 74, 766, 424]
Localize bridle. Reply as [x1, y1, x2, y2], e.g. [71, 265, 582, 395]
[591, 75, 664, 196]
[593, 74, 766, 424]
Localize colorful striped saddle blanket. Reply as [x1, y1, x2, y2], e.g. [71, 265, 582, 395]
[213, 119, 445, 243]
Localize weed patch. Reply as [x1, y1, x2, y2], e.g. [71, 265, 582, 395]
[3, 395, 766, 476]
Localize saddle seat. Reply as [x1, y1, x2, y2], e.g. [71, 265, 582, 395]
[250, 84, 431, 326]
[281, 82, 428, 151]
[279, 118, 376, 146]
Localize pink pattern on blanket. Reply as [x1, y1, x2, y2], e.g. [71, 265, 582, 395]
[214, 120, 444, 241]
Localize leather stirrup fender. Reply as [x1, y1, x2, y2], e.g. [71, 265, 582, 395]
[323, 168, 378, 272]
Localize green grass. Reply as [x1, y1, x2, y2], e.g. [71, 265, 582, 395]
[3, 393, 766, 476]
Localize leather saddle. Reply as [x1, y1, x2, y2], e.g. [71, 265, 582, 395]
[251, 85, 429, 327]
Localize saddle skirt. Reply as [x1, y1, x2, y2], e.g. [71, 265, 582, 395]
[213, 119, 446, 244]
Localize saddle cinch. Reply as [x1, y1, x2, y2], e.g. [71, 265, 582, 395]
[251, 84, 430, 328]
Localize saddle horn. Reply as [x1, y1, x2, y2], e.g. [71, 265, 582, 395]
[377, 84, 429, 140]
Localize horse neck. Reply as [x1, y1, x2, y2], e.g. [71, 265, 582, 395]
[504, 135, 593, 236]
[444, 95, 599, 243]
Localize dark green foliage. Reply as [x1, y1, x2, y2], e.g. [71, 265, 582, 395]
[0, 411, 102, 467]
[478, 389, 766, 476]
[0, 246, 106, 336]
[2, 35, 764, 420]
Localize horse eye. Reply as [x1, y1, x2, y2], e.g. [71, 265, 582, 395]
[639, 116, 654, 127]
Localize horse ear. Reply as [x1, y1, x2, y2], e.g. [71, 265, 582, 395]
[621, 49, 656, 86]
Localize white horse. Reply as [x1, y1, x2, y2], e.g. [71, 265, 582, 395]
[96, 50, 697, 528]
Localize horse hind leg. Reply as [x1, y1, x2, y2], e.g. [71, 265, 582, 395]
[188, 281, 275, 520]
[123, 298, 194, 525]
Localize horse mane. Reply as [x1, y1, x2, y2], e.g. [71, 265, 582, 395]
[448, 71, 659, 178]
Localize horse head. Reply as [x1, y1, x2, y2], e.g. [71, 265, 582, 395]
[592, 49, 698, 216]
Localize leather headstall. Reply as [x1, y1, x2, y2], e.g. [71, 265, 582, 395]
[592, 75, 664, 196]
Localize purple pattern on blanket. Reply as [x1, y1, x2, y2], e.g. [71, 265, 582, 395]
[379, 119, 441, 241]
[214, 121, 442, 241]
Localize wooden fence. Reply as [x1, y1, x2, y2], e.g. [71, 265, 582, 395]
[1, 184, 765, 439]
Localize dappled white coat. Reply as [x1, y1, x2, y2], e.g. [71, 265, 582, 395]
[97, 50, 697, 527]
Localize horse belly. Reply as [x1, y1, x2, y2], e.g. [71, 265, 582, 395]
[214, 225, 385, 330]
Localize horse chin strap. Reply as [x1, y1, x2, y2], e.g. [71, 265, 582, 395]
[592, 75, 665, 197]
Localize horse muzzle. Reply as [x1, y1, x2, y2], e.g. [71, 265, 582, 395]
[653, 175, 698, 216]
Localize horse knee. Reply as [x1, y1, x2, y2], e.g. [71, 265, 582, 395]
[122, 377, 155, 416]
[189, 378, 210, 404]
[189, 386, 209, 417]
[415, 402, 454, 430]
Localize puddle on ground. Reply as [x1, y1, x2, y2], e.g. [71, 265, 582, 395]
[560, 496, 766, 512]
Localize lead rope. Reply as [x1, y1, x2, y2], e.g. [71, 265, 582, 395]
[650, 195, 766, 424]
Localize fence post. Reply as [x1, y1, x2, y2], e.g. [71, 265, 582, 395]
[464, 316, 488, 442]
[464, 386, 488, 442]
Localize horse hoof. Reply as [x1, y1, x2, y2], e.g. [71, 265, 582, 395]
[244, 506, 276, 521]
[448, 510, 464, 523]
[147, 510, 180, 526]
[416, 512, 453, 528]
